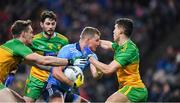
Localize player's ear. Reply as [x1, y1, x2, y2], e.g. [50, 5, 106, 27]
[40, 22, 43, 28]
[85, 38, 91, 44]
[20, 31, 26, 38]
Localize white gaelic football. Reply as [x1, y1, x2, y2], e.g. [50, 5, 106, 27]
[64, 66, 84, 82]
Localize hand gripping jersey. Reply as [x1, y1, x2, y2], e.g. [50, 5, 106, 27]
[112, 40, 145, 88]
[30, 32, 68, 81]
[47, 42, 97, 91]
[0, 39, 33, 83]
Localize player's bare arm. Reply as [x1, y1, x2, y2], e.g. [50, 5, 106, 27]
[90, 64, 103, 79]
[52, 66, 74, 86]
[25, 53, 68, 66]
[23, 60, 52, 71]
[100, 40, 113, 50]
[89, 57, 121, 75]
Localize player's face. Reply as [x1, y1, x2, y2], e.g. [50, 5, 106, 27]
[40, 18, 56, 36]
[24, 25, 34, 44]
[113, 24, 124, 42]
[87, 34, 100, 51]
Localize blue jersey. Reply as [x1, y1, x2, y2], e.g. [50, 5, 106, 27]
[47, 42, 97, 91]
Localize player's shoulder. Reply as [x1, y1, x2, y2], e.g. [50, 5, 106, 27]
[127, 40, 138, 50]
[56, 32, 68, 41]
[121, 40, 139, 56]
[58, 43, 76, 56]
[116, 40, 138, 53]
[33, 32, 43, 40]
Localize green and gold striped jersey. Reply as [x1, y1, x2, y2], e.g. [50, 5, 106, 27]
[30, 32, 68, 81]
[0, 39, 33, 83]
[112, 40, 145, 88]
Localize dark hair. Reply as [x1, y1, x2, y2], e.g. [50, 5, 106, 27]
[115, 18, 133, 37]
[11, 20, 32, 35]
[40, 10, 57, 22]
[80, 27, 101, 39]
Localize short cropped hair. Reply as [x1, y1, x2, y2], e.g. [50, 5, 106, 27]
[40, 10, 57, 22]
[115, 18, 133, 37]
[11, 20, 32, 35]
[80, 27, 101, 39]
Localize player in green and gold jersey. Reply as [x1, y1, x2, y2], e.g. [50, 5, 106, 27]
[0, 19, 84, 102]
[24, 10, 69, 102]
[83, 18, 148, 102]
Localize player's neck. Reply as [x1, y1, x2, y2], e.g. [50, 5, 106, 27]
[117, 36, 129, 46]
[17, 37, 28, 45]
[79, 39, 86, 51]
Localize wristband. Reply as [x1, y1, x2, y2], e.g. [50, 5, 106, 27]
[68, 59, 73, 65]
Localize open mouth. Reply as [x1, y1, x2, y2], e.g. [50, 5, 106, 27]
[46, 30, 54, 35]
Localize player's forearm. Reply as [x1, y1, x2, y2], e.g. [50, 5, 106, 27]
[90, 65, 103, 79]
[25, 53, 69, 66]
[34, 64, 52, 71]
[52, 68, 74, 86]
[90, 65, 99, 78]
[89, 57, 113, 74]
[100, 40, 113, 50]
[53, 74, 74, 86]
[40, 56, 68, 66]
[25, 60, 52, 71]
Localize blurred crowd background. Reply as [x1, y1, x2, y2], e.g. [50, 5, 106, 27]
[0, 0, 180, 102]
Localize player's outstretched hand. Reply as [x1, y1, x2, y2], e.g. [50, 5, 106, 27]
[83, 46, 93, 59]
[5, 73, 15, 87]
[74, 74, 84, 88]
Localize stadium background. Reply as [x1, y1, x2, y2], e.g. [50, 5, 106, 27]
[0, 0, 180, 102]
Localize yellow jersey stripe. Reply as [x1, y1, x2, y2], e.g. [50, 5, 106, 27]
[124, 86, 132, 95]
[33, 33, 43, 40]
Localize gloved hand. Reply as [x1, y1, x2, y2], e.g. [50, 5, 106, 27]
[68, 58, 87, 67]
[74, 74, 84, 88]
[73, 58, 87, 67]
[83, 46, 93, 59]
[5, 73, 15, 87]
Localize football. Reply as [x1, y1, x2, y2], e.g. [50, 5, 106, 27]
[64, 66, 84, 82]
